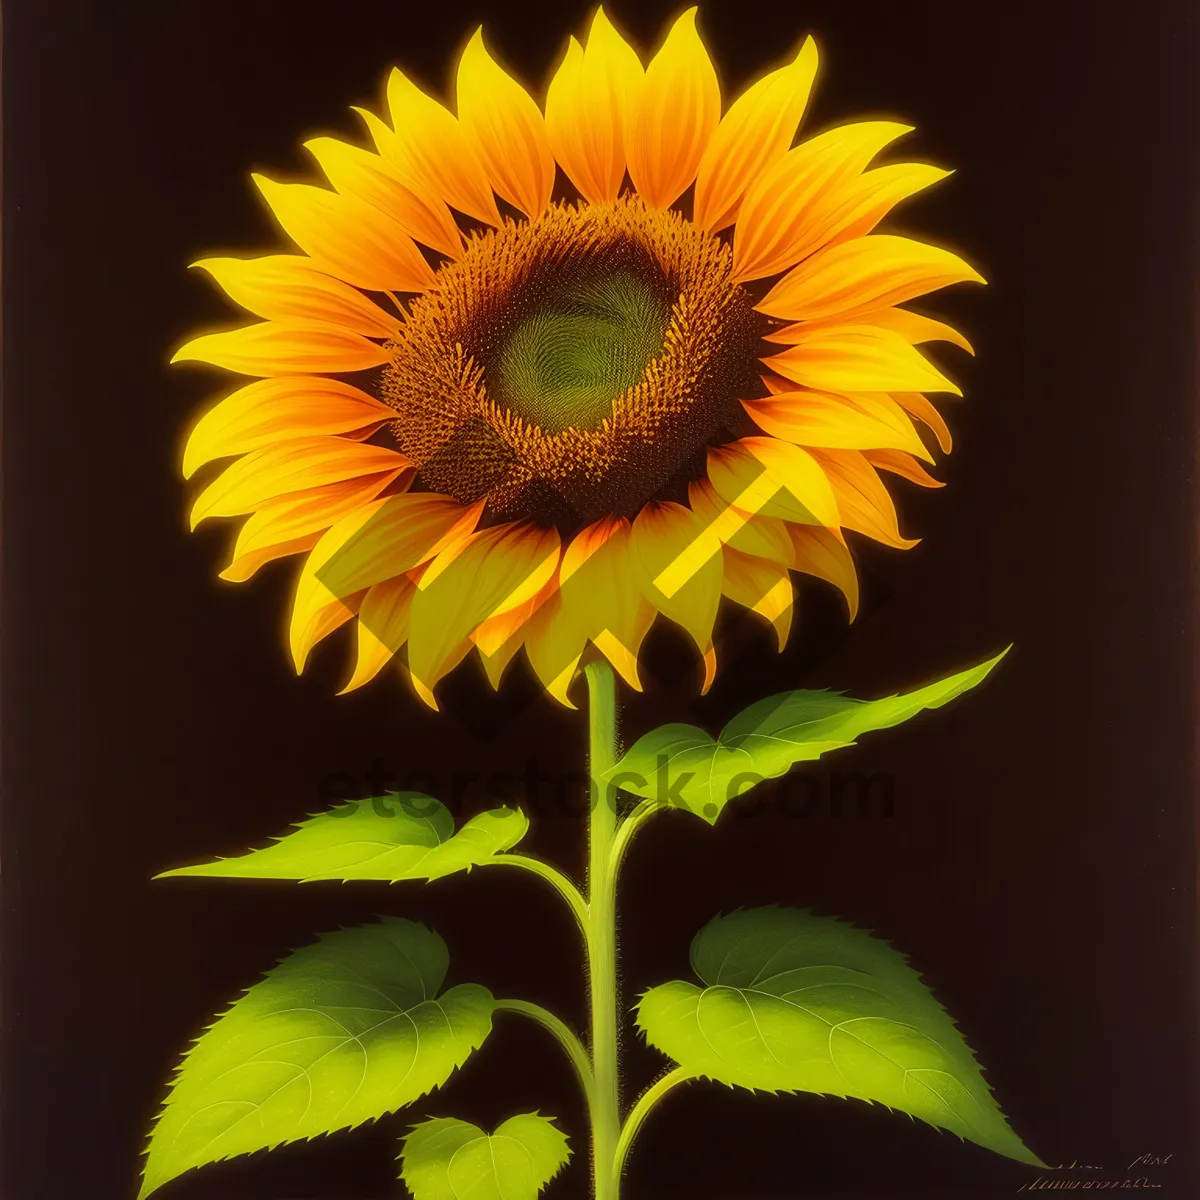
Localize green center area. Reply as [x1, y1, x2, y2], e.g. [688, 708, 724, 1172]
[490, 269, 671, 434]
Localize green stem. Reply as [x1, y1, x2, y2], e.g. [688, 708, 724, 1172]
[585, 661, 620, 1200]
[609, 796, 660, 876]
[614, 1068, 692, 1179]
[494, 998, 595, 1109]
[487, 854, 589, 938]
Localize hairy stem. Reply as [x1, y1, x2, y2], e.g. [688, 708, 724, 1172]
[494, 998, 595, 1109]
[610, 796, 661, 876]
[487, 854, 589, 937]
[614, 1068, 693, 1179]
[585, 661, 620, 1200]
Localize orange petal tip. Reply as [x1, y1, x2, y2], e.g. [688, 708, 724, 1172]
[411, 676, 440, 710]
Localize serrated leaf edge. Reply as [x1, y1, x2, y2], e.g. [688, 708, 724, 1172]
[154, 801, 529, 883]
[633, 905, 1045, 1168]
[138, 918, 493, 1199]
[397, 1112, 572, 1196]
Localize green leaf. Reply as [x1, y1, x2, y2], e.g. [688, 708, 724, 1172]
[400, 1114, 571, 1200]
[140, 918, 495, 1199]
[636, 907, 1042, 1166]
[157, 793, 528, 882]
[603, 650, 1008, 823]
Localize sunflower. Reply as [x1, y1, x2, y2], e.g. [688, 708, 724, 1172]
[175, 6, 982, 708]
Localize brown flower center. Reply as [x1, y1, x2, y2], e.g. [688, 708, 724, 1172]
[381, 196, 765, 534]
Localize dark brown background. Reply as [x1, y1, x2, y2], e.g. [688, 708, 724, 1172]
[3, 0, 1197, 1197]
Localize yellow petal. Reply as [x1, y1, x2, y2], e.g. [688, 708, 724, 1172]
[545, 9, 644, 205]
[788, 523, 859, 618]
[706, 440, 816, 525]
[732, 121, 912, 281]
[190, 436, 411, 528]
[457, 29, 556, 218]
[751, 162, 953, 275]
[253, 174, 435, 293]
[558, 517, 653, 691]
[290, 494, 480, 671]
[470, 572, 558, 673]
[353, 103, 468, 243]
[340, 576, 418, 694]
[191, 256, 399, 338]
[631, 500, 722, 688]
[893, 390, 953, 453]
[317, 494, 483, 605]
[758, 234, 985, 323]
[386, 68, 501, 225]
[862, 307, 974, 355]
[707, 437, 841, 528]
[294, 583, 366, 673]
[814, 161, 952, 251]
[522, 591, 583, 708]
[304, 135, 463, 259]
[172, 320, 389, 377]
[594, 608, 656, 696]
[545, 40, 591, 195]
[217, 533, 323, 585]
[840, 391, 940, 459]
[626, 8, 720, 209]
[687, 477, 796, 565]
[809, 448, 918, 549]
[742, 389, 931, 461]
[721, 546, 794, 649]
[220, 470, 408, 582]
[560, 513, 621, 582]
[694, 37, 818, 232]
[182, 377, 394, 479]
[476, 612, 529, 690]
[408, 522, 561, 697]
[288, 503, 384, 672]
[769, 304, 974, 356]
[763, 324, 962, 395]
[745, 437, 844, 527]
[864, 448, 944, 488]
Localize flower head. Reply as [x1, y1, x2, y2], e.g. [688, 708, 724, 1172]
[176, 7, 982, 707]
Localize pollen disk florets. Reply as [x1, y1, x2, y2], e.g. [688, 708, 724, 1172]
[382, 196, 763, 532]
